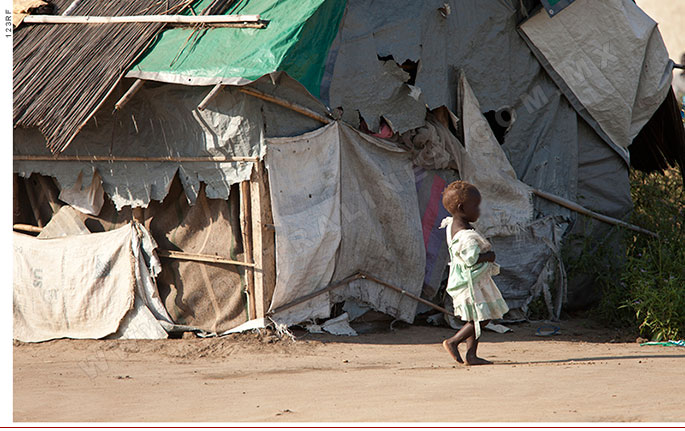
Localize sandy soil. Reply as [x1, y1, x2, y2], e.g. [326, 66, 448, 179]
[13, 318, 685, 422]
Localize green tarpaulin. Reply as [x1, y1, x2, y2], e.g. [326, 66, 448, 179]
[128, 0, 345, 98]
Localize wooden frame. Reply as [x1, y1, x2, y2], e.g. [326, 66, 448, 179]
[247, 161, 276, 319]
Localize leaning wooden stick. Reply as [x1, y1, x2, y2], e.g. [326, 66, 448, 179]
[267, 273, 364, 316]
[13, 155, 258, 163]
[197, 84, 224, 111]
[358, 271, 455, 316]
[238, 87, 332, 125]
[266, 270, 458, 319]
[532, 189, 658, 238]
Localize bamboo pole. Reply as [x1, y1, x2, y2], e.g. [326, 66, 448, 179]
[35, 175, 62, 216]
[266, 273, 364, 316]
[23, 14, 262, 24]
[156, 249, 256, 267]
[9, 223, 254, 265]
[240, 180, 257, 320]
[532, 189, 658, 238]
[13, 224, 43, 234]
[114, 79, 145, 112]
[14, 155, 258, 163]
[266, 270, 459, 320]
[197, 84, 223, 111]
[358, 271, 455, 316]
[23, 179, 44, 228]
[250, 161, 276, 318]
[238, 87, 332, 125]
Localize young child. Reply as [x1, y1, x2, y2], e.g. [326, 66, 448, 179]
[440, 180, 509, 365]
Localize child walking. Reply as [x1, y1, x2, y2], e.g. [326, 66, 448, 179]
[440, 180, 509, 365]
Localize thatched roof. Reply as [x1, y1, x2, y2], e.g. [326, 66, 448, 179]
[13, 0, 192, 153]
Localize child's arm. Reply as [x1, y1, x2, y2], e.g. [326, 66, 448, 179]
[476, 251, 496, 263]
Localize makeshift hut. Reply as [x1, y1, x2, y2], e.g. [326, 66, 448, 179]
[13, 0, 685, 341]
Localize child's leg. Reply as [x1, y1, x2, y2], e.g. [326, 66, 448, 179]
[465, 319, 492, 365]
[442, 322, 475, 363]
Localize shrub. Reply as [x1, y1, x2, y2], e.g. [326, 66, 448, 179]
[620, 168, 685, 340]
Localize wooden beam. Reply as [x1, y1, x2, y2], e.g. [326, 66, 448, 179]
[267, 273, 364, 316]
[250, 161, 276, 318]
[23, 179, 44, 228]
[197, 84, 223, 111]
[238, 87, 332, 125]
[35, 175, 62, 216]
[156, 250, 256, 267]
[13, 224, 42, 234]
[240, 181, 256, 320]
[23, 14, 263, 25]
[532, 189, 658, 238]
[131, 207, 145, 225]
[114, 79, 145, 112]
[14, 155, 258, 163]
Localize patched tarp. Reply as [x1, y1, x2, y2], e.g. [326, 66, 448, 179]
[127, 0, 346, 99]
[14, 73, 326, 210]
[13, 223, 172, 342]
[519, 0, 673, 155]
[266, 121, 425, 325]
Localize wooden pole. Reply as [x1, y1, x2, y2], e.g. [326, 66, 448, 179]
[157, 249, 255, 267]
[250, 161, 276, 318]
[240, 180, 257, 320]
[23, 14, 262, 24]
[114, 79, 145, 112]
[132, 207, 145, 225]
[13, 224, 43, 234]
[35, 175, 62, 216]
[238, 87, 332, 125]
[358, 271, 455, 316]
[197, 84, 223, 111]
[14, 155, 258, 163]
[23, 179, 44, 228]
[267, 273, 364, 316]
[266, 270, 459, 320]
[532, 189, 658, 238]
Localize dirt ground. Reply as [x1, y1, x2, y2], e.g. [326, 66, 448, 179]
[13, 318, 685, 423]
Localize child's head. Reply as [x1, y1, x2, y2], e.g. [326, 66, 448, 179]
[442, 180, 481, 222]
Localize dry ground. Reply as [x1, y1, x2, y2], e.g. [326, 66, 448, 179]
[13, 318, 685, 422]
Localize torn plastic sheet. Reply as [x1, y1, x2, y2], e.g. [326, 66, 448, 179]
[328, 37, 427, 133]
[13, 73, 328, 210]
[320, 313, 358, 336]
[219, 318, 269, 336]
[58, 170, 104, 216]
[454, 72, 534, 237]
[305, 313, 358, 336]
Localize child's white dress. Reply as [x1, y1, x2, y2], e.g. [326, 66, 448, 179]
[440, 217, 509, 338]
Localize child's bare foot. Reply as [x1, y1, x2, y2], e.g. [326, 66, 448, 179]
[465, 354, 493, 366]
[442, 339, 463, 363]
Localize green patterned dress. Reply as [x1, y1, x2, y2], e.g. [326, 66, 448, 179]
[441, 217, 509, 338]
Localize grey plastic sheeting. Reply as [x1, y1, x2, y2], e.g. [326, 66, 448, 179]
[14, 73, 326, 210]
[323, 0, 581, 204]
[322, 0, 632, 307]
[520, 0, 673, 154]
